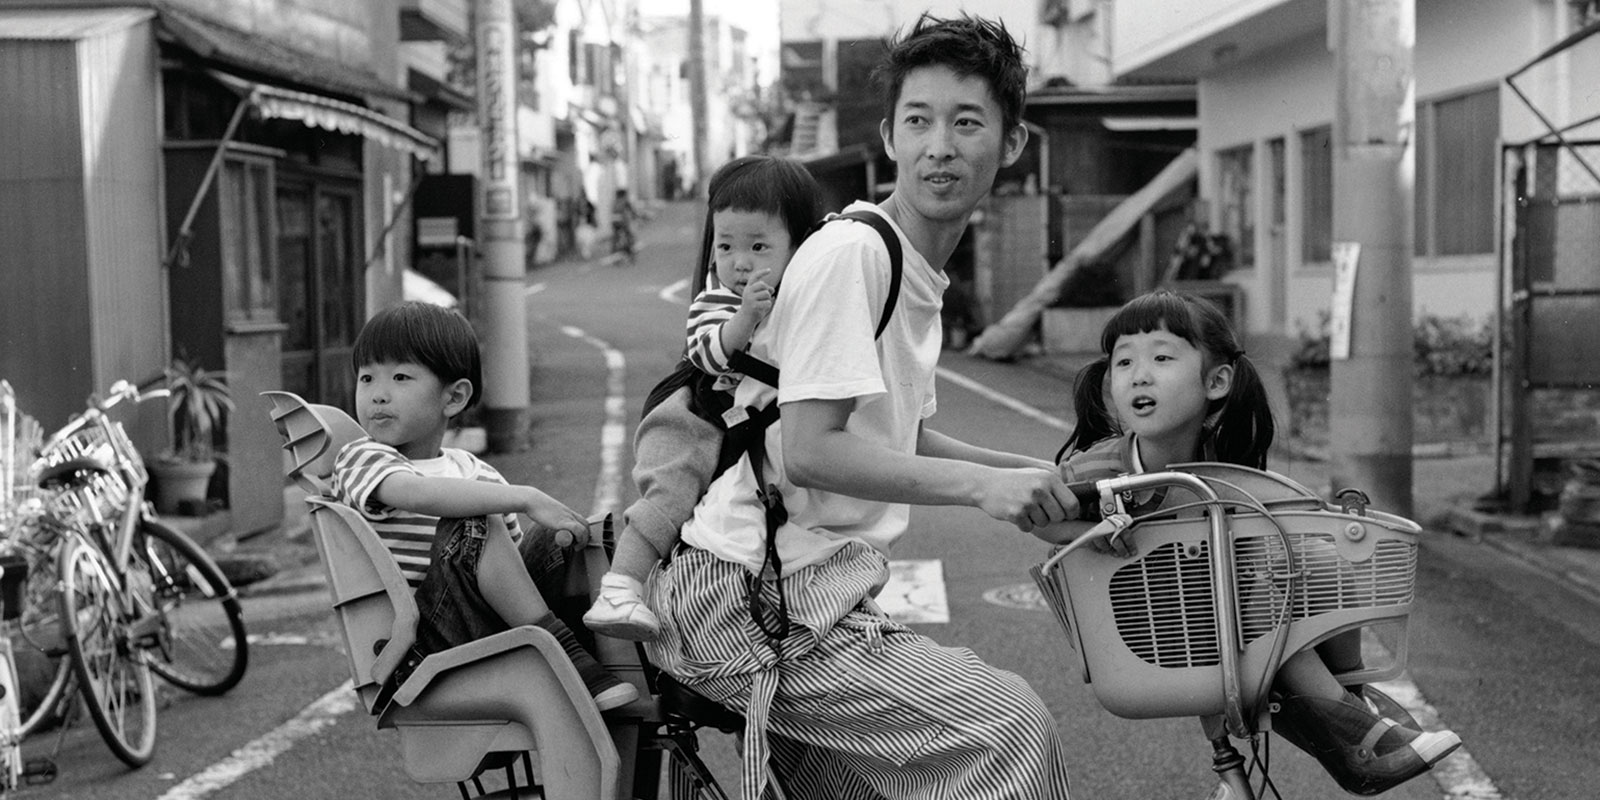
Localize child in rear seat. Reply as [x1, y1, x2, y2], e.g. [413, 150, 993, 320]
[331, 301, 637, 711]
[582, 155, 825, 641]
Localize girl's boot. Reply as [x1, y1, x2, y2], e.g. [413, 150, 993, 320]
[1271, 691, 1461, 796]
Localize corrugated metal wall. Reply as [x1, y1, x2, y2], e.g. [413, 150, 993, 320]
[0, 12, 165, 440]
[0, 35, 94, 424]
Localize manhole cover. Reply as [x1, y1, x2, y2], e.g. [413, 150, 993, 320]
[982, 582, 1047, 610]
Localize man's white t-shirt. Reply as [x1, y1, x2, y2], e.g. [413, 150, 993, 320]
[679, 202, 950, 572]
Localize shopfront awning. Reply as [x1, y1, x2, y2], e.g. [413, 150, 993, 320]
[157, 5, 412, 102]
[211, 70, 440, 162]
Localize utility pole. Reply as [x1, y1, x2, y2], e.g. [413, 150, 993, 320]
[476, 0, 530, 452]
[688, 0, 709, 198]
[1328, 0, 1415, 514]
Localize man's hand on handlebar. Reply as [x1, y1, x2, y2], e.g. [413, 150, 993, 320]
[976, 467, 1081, 533]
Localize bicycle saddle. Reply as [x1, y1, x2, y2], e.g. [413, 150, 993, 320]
[35, 457, 109, 489]
[656, 672, 744, 734]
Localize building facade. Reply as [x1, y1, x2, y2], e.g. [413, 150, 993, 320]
[0, 0, 453, 534]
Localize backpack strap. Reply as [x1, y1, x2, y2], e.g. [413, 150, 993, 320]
[832, 209, 904, 340]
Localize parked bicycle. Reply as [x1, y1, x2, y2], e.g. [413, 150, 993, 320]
[0, 381, 59, 791]
[1033, 464, 1429, 800]
[26, 379, 248, 767]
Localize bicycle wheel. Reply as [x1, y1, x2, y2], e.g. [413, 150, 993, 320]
[133, 519, 247, 695]
[657, 732, 729, 800]
[11, 521, 73, 737]
[58, 537, 156, 767]
[0, 638, 23, 792]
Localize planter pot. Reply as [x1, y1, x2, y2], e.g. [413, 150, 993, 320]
[149, 459, 218, 516]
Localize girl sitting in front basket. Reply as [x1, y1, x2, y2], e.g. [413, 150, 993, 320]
[1053, 289, 1461, 796]
[582, 155, 825, 640]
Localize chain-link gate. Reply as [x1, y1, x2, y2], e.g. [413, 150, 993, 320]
[1502, 139, 1600, 510]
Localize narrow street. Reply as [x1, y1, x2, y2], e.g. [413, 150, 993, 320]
[13, 201, 1598, 800]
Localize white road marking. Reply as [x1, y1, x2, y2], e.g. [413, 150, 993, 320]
[157, 680, 356, 800]
[935, 366, 1072, 432]
[560, 325, 628, 518]
[878, 559, 949, 623]
[659, 277, 690, 306]
[525, 282, 545, 296]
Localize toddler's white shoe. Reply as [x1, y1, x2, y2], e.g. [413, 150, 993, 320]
[582, 573, 661, 641]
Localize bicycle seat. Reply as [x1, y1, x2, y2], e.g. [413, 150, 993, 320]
[656, 672, 743, 734]
[35, 457, 108, 489]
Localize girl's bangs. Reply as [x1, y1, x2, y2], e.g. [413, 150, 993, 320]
[1100, 292, 1203, 353]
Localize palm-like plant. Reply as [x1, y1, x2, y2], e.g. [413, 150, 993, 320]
[164, 358, 233, 462]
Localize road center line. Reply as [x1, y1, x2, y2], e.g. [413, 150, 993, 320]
[158, 680, 356, 800]
[561, 325, 627, 518]
[935, 366, 1072, 432]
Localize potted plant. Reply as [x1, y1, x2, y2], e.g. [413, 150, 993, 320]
[149, 357, 234, 515]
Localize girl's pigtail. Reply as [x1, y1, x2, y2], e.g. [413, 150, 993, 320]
[1057, 357, 1117, 463]
[1209, 353, 1276, 469]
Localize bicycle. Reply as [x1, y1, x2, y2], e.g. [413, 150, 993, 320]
[0, 381, 59, 791]
[28, 379, 249, 766]
[1033, 464, 1427, 800]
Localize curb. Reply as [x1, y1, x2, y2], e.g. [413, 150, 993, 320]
[1442, 507, 1600, 605]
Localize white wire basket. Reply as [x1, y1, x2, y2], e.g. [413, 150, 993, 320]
[1031, 464, 1420, 722]
[32, 422, 135, 527]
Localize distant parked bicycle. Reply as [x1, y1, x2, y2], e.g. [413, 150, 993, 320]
[27, 379, 248, 767]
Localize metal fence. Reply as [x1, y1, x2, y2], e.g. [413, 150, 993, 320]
[1502, 139, 1600, 509]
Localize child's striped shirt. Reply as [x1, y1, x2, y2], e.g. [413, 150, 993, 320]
[331, 437, 522, 589]
[685, 271, 743, 378]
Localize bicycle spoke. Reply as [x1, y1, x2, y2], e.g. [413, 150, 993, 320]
[135, 521, 247, 695]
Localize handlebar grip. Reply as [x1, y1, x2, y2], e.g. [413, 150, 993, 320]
[1066, 480, 1104, 521]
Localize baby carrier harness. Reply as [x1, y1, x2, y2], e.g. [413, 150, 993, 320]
[641, 210, 904, 646]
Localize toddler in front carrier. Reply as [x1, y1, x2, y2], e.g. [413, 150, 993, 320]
[582, 155, 825, 641]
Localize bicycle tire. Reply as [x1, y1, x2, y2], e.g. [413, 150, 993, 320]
[0, 638, 23, 792]
[58, 537, 156, 767]
[133, 519, 247, 695]
[11, 519, 73, 737]
[659, 732, 729, 800]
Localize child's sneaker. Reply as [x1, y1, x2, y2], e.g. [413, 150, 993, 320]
[1352, 686, 1462, 766]
[535, 615, 639, 712]
[582, 573, 661, 641]
[1272, 690, 1462, 796]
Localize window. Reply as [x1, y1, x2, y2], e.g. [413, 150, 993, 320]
[219, 157, 276, 324]
[1416, 87, 1499, 256]
[1300, 126, 1333, 263]
[1217, 145, 1255, 268]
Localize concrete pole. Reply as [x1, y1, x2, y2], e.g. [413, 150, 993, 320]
[1328, 0, 1415, 514]
[476, 0, 530, 452]
[688, 0, 710, 198]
